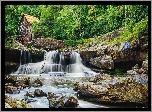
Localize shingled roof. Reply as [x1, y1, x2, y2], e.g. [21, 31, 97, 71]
[23, 14, 40, 24]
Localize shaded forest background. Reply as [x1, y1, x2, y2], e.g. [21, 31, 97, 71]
[5, 5, 148, 46]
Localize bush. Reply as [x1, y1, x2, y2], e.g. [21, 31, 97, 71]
[114, 68, 123, 75]
[145, 53, 148, 60]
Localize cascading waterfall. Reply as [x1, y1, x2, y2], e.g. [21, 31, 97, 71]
[20, 50, 22, 66]
[14, 50, 96, 77]
[27, 51, 31, 63]
[66, 52, 87, 73]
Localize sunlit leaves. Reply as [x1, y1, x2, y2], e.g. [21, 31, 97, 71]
[5, 5, 148, 47]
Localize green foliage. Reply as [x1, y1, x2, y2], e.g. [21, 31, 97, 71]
[64, 40, 75, 47]
[114, 68, 124, 75]
[145, 53, 148, 60]
[104, 15, 148, 46]
[5, 5, 148, 47]
[105, 69, 127, 76]
[95, 40, 100, 44]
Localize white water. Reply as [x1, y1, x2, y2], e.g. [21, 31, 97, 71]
[9, 50, 106, 108]
[6, 84, 109, 108]
[14, 50, 96, 77]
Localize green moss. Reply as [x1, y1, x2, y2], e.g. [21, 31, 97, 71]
[103, 16, 148, 46]
[145, 52, 148, 60]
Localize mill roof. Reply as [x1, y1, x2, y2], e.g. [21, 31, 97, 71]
[23, 14, 40, 24]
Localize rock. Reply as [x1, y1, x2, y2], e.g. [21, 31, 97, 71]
[127, 70, 138, 76]
[74, 76, 148, 107]
[118, 41, 132, 51]
[64, 96, 79, 108]
[32, 78, 43, 87]
[5, 75, 17, 86]
[5, 94, 34, 108]
[5, 86, 20, 94]
[25, 103, 35, 108]
[15, 81, 23, 90]
[34, 89, 47, 97]
[133, 64, 139, 70]
[30, 38, 65, 51]
[63, 49, 72, 60]
[23, 77, 31, 86]
[142, 60, 148, 69]
[79, 51, 98, 62]
[25, 91, 35, 98]
[47, 92, 79, 108]
[78, 34, 147, 70]
[90, 55, 114, 69]
[5, 102, 12, 108]
[89, 73, 112, 83]
[127, 60, 148, 83]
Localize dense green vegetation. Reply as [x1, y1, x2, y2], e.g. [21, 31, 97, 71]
[103, 16, 148, 46]
[5, 5, 148, 47]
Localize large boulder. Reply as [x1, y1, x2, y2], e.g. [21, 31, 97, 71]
[79, 33, 148, 70]
[32, 78, 43, 87]
[5, 103, 12, 108]
[47, 92, 79, 108]
[5, 75, 17, 86]
[90, 55, 114, 69]
[31, 38, 65, 51]
[142, 60, 148, 69]
[73, 77, 148, 107]
[79, 50, 98, 62]
[64, 96, 79, 108]
[34, 89, 47, 97]
[5, 94, 34, 108]
[127, 60, 148, 83]
[5, 85, 20, 94]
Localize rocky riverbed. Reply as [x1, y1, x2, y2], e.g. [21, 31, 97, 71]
[5, 69, 148, 108]
[73, 74, 148, 108]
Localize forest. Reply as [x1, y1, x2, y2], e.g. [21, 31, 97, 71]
[4, 5, 149, 109]
[5, 5, 148, 46]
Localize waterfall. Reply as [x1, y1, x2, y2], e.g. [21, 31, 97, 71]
[14, 50, 97, 77]
[27, 51, 31, 63]
[23, 50, 26, 64]
[20, 50, 22, 66]
[66, 52, 84, 73]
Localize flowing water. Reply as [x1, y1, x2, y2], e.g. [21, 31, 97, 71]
[10, 50, 112, 108]
[14, 50, 96, 76]
[8, 50, 148, 108]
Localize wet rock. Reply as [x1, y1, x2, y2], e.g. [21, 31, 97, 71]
[47, 92, 79, 108]
[32, 78, 43, 87]
[5, 75, 17, 86]
[47, 92, 59, 99]
[15, 81, 23, 90]
[79, 51, 98, 62]
[142, 60, 148, 68]
[90, 55, 114, 69]
[74, 77, 148, 107]
[30, 38, 65, 51]
[79, 34, 147, 70]
[25, 91, 35, 98]
[127, 70, 138, 76]
[5, 86, 20, 94]
[5, 103, 12, 108]
[127, 60, 148, 83]
[5, 94, 34, 108]
[34, 89, 47, 97]
[63, 49, 72, 60]
[64, 96, 79, 108]
[23, 76, 31, 88]
[89, 73, 112, 83]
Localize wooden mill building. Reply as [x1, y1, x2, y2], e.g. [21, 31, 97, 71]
[18, 14, 40, 42]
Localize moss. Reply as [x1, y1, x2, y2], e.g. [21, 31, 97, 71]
[145, 52, 148, 60]
[102, 16, 148, 46]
